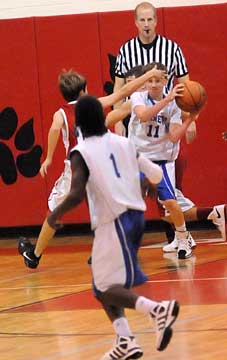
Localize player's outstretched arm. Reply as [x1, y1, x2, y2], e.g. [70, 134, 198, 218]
[99, 67, 166, 109]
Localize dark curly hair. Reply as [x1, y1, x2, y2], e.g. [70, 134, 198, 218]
[75, 95, 107, 137]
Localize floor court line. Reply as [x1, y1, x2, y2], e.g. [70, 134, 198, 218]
[1, 274, 227, 291]
[2, 310, 227, 337]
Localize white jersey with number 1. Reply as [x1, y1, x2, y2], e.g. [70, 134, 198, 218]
[72, 131, 146, 229]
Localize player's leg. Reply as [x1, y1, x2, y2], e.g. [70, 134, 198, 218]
[162, 187, 196, 253]
[34, 216, 56, 256]
[97, 297, 143, 360]
[18, 215, 55, 268]
[162, 199, 193, 259]
[97, 285, 180, 356]
[156, 162, 193, 259]
[93, 212, 179, 358]
[184, 204, 227, 241]
[163, 221, 175, 244]
[93, 214, 144, 359]
[18, 164, 72, 268]
[168, 204, 227, 241]
[140, 173, 175, 244]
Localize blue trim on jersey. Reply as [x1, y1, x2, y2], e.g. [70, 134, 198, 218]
[148, 95, 156, 105]
[157, 162, 176, 200]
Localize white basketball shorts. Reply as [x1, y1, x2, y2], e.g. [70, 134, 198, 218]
[48, 160, 72, 212]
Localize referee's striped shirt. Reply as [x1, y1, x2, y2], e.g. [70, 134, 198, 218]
[115, 34, 188, 93]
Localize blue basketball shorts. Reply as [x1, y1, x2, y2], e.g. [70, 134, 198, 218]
[92, 209, 148, 295]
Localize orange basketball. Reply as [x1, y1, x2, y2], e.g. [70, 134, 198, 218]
[175, 80, 207, 113]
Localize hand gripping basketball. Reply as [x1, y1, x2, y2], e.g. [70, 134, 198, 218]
[176, 80, 207, 113]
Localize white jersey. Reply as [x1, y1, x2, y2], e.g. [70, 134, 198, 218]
[128, 91, 182, 161]
[73, 132, 146, 229]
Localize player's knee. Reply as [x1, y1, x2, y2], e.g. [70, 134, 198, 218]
[164, 199, 181, 213]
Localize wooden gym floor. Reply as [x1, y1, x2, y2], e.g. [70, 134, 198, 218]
[0, 228, 227, 360]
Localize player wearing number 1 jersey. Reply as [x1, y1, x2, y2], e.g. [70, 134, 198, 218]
[45, 95, 180, 359]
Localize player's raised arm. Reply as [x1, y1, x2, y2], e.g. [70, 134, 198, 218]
[99, 67, 165, 109]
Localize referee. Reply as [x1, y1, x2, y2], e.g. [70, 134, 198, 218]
[114, 1, 189, 134]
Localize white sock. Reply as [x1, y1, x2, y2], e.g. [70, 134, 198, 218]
[175, 223, 187, 232]
[175, 224, 187, 240]
[135, 296, 159, 315]
[113, 317, 133, 337]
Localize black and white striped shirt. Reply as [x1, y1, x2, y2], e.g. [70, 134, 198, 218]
[115, 34, 188, 93]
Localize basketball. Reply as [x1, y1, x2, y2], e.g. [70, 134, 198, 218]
[175, 80, 207, 113]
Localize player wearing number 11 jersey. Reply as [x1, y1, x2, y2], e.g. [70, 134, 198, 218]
[129, 62, 198, 259]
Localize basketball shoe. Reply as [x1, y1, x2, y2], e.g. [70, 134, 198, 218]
[177, 234, 193, 259]
[100, 336, 143, 360]
[18, 237, 41, 269]
[207, 204, 226, 240]
[150, 300, 180, 351]
[163, 232, 196, 253]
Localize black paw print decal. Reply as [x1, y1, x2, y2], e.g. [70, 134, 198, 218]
[0, 107, 43, 185]
[103, 53, 116, 96]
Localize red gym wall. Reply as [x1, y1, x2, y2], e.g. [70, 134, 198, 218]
[0, 3, 226, 227]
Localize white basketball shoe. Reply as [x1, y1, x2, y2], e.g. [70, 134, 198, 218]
[150, 300, 180, 351]
[207, 204, 226, 240]
[100, 336, 143, 360]
[163, 232, 196, 253]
